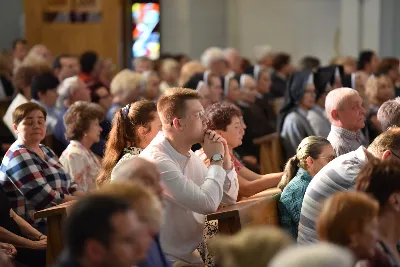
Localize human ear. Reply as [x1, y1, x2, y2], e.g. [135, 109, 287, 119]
[13, 123, 19, 135]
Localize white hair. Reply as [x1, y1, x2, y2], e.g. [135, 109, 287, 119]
[268, 243, 355, 267]
[253, 45, 273, 62]
[200, 47, 224, 68]
[57, 76, 80, 108]
[325, 87, 360, 122]
[223, 48, 239, 59]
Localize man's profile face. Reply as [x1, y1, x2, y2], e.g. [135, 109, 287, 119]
[179, 99, 207, 143]
[336, 94, 366, 131]
[102, 211, 151, 267]
[59, 57, 79, 80]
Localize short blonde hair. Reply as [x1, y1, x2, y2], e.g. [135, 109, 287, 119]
[110, 69, 142, 96]
[161, 58, 179, 74]
[365, 74, 394, 105]
[317, 191, 378, 246]
[94, 182, 162, 233]
[178, 60, 206, 87]
[325, 87, 360, 122]
[209, 227, 293, 267]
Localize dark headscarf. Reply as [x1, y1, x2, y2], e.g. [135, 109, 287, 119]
[314, 68, 334, 101]
[183, 72, 204, 90]
[277, 71, 313, 132]
[317, 65, 344, 87]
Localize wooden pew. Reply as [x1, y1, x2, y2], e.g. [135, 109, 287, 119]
[253, 132, 283, 174]
[207, 190, 281, 235]
[34, 201, 76, 266]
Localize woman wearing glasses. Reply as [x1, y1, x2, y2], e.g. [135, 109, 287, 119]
[278, 136, 335, 238]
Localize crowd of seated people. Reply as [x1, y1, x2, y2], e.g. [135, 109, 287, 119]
[1, 39, 400, 267]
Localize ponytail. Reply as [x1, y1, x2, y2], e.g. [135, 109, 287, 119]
[278, 156, 300, 190]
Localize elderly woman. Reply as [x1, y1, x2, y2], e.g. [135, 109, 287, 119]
[0, 102, 83, 232]
[60, 101, 105, 192]
[277, 71, 316, 160]
[317, 191, 394, 267]
[96, 100, 162, 187]
[278, 136, 334, 238]
[365, 74, 395, 140]
[356, 159, 400, 265]
[141, 71, 161, 102]
[159, 58, 180, 94]
[106, 69, 142, 122]
[221, 73, 241, 104]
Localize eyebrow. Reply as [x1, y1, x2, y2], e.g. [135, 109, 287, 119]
[25, 116, 45, 119]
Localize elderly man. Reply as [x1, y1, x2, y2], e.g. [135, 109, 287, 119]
[377, 97, 400, 131]
[140, 88, 238, 265]
[223, 48, 242, 75]
[325, 88, 366, 156]
[298, 127, 400, 244]
[200, 47, 226, 76]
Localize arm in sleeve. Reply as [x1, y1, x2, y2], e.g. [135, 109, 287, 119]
[158, 158, 226, 214]
[60, 153, 87, 190]
[220, 168, 238, 205]
[6, 150, 65, 209]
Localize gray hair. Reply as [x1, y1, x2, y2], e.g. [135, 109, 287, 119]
[201, 47, 224, 68]
[377, 97, 400, 131]
[325, 87, 360, 122]
[268, 243, 355, 267]
[56, 75, 80, 109]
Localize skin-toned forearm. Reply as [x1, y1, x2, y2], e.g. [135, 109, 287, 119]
[0, 227, 35, 248]
[238, 172, 283, 198]
[11, 210, 42, 240]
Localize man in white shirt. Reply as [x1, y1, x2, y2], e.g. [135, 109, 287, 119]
[140, 88, 239, 265]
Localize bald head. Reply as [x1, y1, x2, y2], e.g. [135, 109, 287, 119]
[111, 157, 162, 200]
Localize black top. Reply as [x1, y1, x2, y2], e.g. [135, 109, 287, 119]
[0, 75, 15, 97]
[0, 188, 21, 235]
[270, 73, 288, 98]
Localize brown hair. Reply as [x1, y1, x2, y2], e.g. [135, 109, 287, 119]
[272, 53, 291, 71]
[317, 191, 379, 246]
[206, 102, 242, 131]
[0, 50, 13, 79]
[367, 127, 400, 157]
[279, 136, 331, 190]
[96, 100, 157, 187]
[94, 182, 162, 233]
[157, 87, 200, 124]
[377, 57, 400, 74]
[63, 101, 105, 141]
[12, 102, 47, 125]
[356, 158, 400, 209]
[13, 65, 46, 95]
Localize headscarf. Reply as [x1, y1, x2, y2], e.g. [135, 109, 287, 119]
[183, 72, 204, 90]
[314, 68, 334, 101]
[277, 71, 314, 132]
[222, 73, 236, 96]
[317, 65, 344, 87]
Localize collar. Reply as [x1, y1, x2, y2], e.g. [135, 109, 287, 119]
[256, 92, 263, 99]
[330, 125, 361, 140]
[297, 167, 312, 182]
[157, 132, 191, 165]
[297, 107, 308, 117]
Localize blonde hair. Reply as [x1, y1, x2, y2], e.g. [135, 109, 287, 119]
[178, 60, 206, 87]
[209, 227, 293, 267]
[365, 74, 394, 106]
[279, 136, 331, 190]
[161, 58, 179, 74]
[110, 69, 142, 96]
[94, 182, 162, 233]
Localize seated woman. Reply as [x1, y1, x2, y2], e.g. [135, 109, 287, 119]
[307, 67, 335, 137]
[234, 74, 276, 161]
[254, 68, 277, 129]
[0, 189, 46, 267]
[96, 100, 162, 187]
[197, 102, 283, 199]
[107, 69, 142, 122]
[277, 71, 316, 160]
[317, 191, 393, 267]
[0, 102, 83, 232]
[356, 159, 400, 265]
[60, 101, 105, 192]
[365, 74, 395, 141]
[141, 71, 161, 102]
[278, 136, 334, 238]
[222, 73, 241, 104]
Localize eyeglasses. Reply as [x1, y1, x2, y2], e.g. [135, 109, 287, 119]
[390, 150, 400, 160]
[318, 155, 336, 162]
[170, 110, 206, 126]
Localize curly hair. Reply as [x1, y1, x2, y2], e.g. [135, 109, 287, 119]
[63, 101, 105, 141]
[205, 102, 242, 131]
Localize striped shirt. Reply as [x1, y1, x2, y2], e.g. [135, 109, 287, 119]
[297, 146, 368, 244]
[327, 125, 362, 156]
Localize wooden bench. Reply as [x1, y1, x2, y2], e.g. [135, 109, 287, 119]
[253, 132, 283, 174]
[207, 189, 281, 235]
[34, 201, 76, 266]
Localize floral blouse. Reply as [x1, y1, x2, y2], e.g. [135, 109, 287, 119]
[111, 147, 143, 181]
[60, 140, 101, 192]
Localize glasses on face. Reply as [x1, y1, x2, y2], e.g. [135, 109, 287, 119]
[318, 155, 336, 162]
[390, 150, 400, 160]
[170, 110, 206, 126]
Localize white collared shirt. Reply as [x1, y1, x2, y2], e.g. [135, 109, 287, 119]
[140, 132, 238, 264]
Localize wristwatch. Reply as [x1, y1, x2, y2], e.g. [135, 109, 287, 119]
[210, 153, 224, 162]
